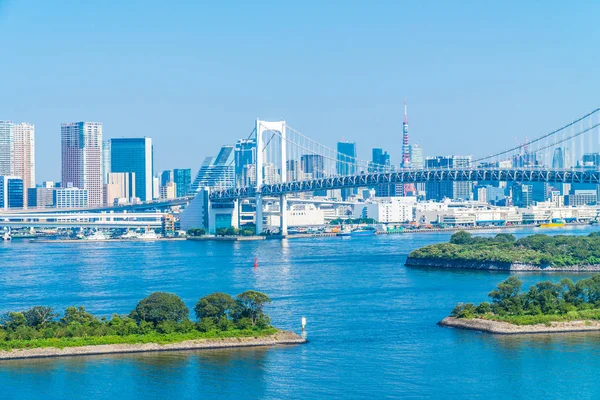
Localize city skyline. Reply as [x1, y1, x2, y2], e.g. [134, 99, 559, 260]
[2, 2, 600, 181]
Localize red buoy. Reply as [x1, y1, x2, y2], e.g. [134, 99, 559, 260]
[253, 257, 258, 268]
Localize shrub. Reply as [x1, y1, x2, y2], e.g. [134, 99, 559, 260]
[129, 292, 190, 326]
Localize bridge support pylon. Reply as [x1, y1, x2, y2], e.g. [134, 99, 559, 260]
[255, 194, 263, 235]
[280, 194, 288, 236]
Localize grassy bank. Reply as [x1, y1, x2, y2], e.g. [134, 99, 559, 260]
[0, 328, 278, 351]
[451, 275, 600, 326]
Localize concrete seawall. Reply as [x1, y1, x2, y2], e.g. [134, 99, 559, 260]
[439, 317, 600, 334]
[405, 257, 600, 272]
[0, 331, 306, 361]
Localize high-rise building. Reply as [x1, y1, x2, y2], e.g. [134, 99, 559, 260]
[160, 182, 177, 199]
[102, 140, 111, 184]
[61, 122, 103, 206]
[337, 142, 357, 176]
[513, 183, 533, 208]
[409, 144, 423, 169]
[111, 137, 153, 202]
[28, 182, 57, 209]
[425, 156, 472, 201]
[0, 121, 14, 176]
[191, 145, 235, 192]
[0, 176, 23, 210]
[161, 170, 173, 186]
[173, 168, 191, 197]
[234, 138, 256, 186]
[13, 123, 35, 207]
[552, 147, 570, 169]
[286, 160, 303, 181]
[582, 153, 600, 167]
[105, 172, 136, 204]
[301, 154, 325, 179]
[371, 148, 391, 172]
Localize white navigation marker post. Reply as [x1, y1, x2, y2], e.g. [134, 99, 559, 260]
[301, 316, 307, 331]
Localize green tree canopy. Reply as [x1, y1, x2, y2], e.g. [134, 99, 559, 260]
[234, 291, 272, 326]
[23, 306, 58, 328]
[450, 231, 473, 245]
[194, 292, 236, 322]
[129, 292, 190, 325]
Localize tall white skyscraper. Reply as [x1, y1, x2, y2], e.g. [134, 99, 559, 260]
[61, 122, 103, 206]
[0, 121, 14, 176]
[13, 123, 35, 207]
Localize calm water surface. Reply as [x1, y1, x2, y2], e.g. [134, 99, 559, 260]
[2, 225, 600, 399]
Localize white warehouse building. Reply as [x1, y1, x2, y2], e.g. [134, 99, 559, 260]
[352, 197, 417, 223]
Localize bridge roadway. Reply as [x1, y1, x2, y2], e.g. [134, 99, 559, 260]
[209, 168, 600, 201]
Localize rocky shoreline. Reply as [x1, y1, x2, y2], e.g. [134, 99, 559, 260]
[405, 257, 600, 272]
[0, 330, 306, 361]
[439, 316, 600, 334]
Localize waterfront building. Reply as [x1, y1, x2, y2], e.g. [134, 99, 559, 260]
[301, 154, 325, 179]
[352, 196, 416, 223]
[191, 145, 235, 192]
[13, 123, 35, 207]
[173, 168, 192, 197]
[0, 176, 23, 210]
[266, 203, 326, 228]
[161, 170, 173, 186]
[0, 121, 14, 176]
[234, 138, 256, 187]
[110, 137, 153, 202]
[425, 156, 472, 201]
[61, 122, 103, 206]
[160, 182, 177, 199]
[28, 182, 56, 209]
[531, 182, 550, 203]
[565, 190, 597, 206]
[55, 186, 88, 208]
[513, 183, 533, 208]
[102, 140, 111, 184]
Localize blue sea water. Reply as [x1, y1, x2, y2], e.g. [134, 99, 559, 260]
[2, 226, 600, 399]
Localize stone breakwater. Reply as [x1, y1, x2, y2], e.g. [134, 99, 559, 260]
[405, 257, 600, 272]
[0, 331, 306, 360]
[439, 317, 600, 334]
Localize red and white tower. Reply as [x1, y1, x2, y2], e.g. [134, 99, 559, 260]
[402, 99, 411, 168]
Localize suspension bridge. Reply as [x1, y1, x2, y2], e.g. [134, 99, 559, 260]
[185, 108, 600, 234]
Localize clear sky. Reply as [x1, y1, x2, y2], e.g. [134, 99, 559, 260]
[1, 0, 599, 182]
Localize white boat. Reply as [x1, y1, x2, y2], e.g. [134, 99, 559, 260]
[2, 231, 12, 241]
[84, 231, 110, 241]
[336, 227, 352, 237]
[121, 230, 140, 240]
[138, 230, 159, 240]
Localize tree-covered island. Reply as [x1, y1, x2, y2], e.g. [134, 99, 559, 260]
[406, 231, 600, 271]
[0, 290, 304, 356]
[443, 275, 600, 331]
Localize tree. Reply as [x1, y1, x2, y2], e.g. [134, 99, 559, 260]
[194, 293, 236, 323]
[129, 292, 190, 325]
[234, 291, 271, 327]
[62, 306, 101, 327]
[494, 233, 516, 243]
[187, 228, 206, 237]
[489, 276, 524, 315]
[215, 228, 228, 236]
[450, 231, 473, 245]
[23, 306, 58, 328]
[2, 312, 26, 330]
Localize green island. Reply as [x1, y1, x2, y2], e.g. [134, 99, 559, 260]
[405, 231, 600, 271]
[440, 275, 600, 334]
[0, 290, 305, 359]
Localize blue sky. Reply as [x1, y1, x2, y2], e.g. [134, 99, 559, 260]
[1, 0, 599, 181]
